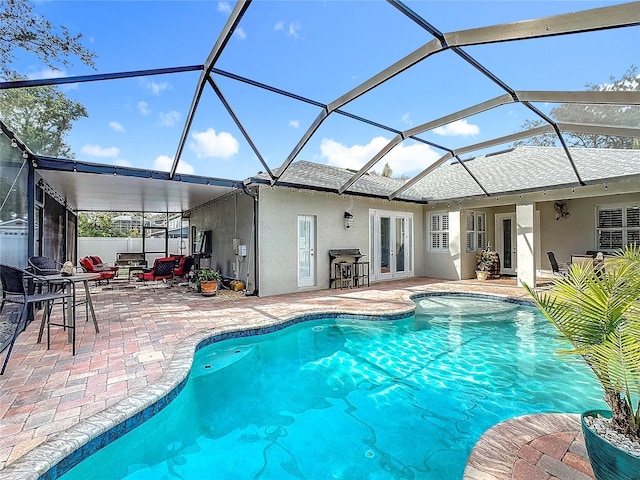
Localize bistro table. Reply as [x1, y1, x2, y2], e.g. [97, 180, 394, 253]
[37, 272, 101, 350]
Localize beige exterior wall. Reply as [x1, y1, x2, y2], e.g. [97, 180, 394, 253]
[425, 182, 640, 281]
[188, 177, 639, 295]
[188, 189, 256, 292]
[257, 186, 425, 297]
[538, 192, 640, 269]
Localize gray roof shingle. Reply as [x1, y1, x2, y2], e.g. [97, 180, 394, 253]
[249, 146, 640, 203]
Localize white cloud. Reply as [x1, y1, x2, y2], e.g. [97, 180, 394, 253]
[80, 144, 120, 157]
[144, 80, 169, 95]
[288, 21, 301, 39]
[159, 110, 181, 127]
[319, 136, 440, 177]
[114, 158, 132, 167]
[234, 27, 247, 39]
[189, 128, 239, 159]
[26, 68, 79, 91]
[401, 113, 412, 127]
[433, 119, 479, 137]
[289, 120, 299, 128]
[109, 121, 124, 132]
[274, 21, 284, 31]
[27, 67, 64, 80]
[153, 155, 194, 174]
[138, 101, 150, 115]
[217, 1, 231, 13]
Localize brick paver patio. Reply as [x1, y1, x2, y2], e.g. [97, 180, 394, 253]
[0, 277, 594, 479]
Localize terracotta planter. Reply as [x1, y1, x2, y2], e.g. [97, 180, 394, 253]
[200, 280, 219, 296]
[581, 409, 640, 480]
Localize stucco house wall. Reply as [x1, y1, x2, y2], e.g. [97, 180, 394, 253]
[188, 189, 256, 291]
[538, 192, 640, 268]
[257, 186, 425, 297]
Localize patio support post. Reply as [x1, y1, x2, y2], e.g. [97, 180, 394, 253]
[516, 203, 536, 288]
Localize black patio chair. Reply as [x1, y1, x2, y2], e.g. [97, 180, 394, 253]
[0, 264, 74, 375]
[28, 256, 75, 342]
[546, 251, 568, 277]
[28, 256, 61, 276]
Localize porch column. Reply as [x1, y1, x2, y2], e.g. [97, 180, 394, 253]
[516, 203, 536, 288]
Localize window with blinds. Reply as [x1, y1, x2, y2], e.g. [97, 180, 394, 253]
[429, 212, 449, 251]
[465, 212, 486, 253]
[596, 204, 640, 250]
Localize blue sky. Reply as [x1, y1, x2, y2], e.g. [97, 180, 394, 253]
[12, 1, 640, 181]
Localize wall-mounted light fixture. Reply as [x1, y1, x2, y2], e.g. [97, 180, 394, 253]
[344, 211, 354, 229]
[10, 138, 18, 148]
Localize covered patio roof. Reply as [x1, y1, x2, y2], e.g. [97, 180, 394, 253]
[33, 156, 243, 213]
[1, 1, 638, 212]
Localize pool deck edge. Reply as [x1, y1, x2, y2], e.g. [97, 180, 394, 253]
[0, 278, 591, 480]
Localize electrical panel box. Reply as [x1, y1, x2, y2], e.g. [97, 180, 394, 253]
[237, 244, 247, 256]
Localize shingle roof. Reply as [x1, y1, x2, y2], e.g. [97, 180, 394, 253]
[249, 147, 640, 203]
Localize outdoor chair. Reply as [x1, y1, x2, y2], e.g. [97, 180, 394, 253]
[29, 256, 69, 340]
[137, 257, 176, 288]
[546, 251, 569, 277]
[28, 256, 61, 276]
[89, 255, 120, 277]
[0, 264, 74, 375]
[173, 255, 195, 279]
[79, 256, 116, 285]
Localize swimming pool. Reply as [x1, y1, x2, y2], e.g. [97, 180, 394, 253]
[57, 294, 604, 480]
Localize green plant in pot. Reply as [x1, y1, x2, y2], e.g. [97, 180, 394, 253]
[196, 268, 222, 296]
[475, 245, 497, 280]
[524, 245, 640, 479]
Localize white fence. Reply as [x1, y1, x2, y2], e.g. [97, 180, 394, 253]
[78, 237, 188, 266]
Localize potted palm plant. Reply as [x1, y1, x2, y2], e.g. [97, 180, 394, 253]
[196, 268, 222, 296]
[524, 245, 640, 480]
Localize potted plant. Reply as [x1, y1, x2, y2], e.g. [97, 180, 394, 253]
[196, 268, 222, 296]
[524, 245, 640, 480]
[476, 245, 497, 280]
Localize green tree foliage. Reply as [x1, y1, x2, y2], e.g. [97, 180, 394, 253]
[0, 76, 88, 157]
[514, 65, 639, 149]
[381, 162, 393, 177]
[77, 212, 118, 237]
[0, 0, 96, 157]
[78, 212, 147, 238]
[0, 0, 96, 79]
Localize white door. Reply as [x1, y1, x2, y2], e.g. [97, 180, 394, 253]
[297, 215, 315, 287]
[370, 210, 413, 280]
[495, 213, 517, 275]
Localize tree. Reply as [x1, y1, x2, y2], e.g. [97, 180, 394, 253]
[0, 0, 96, 79]
[77, 212, 118, 237]
[0, 0, 96, 157]
[0, 76, 88, 157]
[381, 162, 393, 177]
[513, 65, 639, 149]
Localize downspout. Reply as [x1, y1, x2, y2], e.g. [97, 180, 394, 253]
[241, 184, 259, 296]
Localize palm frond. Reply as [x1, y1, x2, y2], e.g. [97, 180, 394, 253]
[525, 244, 640, 425]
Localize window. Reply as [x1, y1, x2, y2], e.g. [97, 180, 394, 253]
[465, 212, 486, 252]
[429, 212, 449, 251]
[596, 204, 640, 251]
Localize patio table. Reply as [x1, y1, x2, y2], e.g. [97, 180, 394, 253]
[40, 272, 101, 345]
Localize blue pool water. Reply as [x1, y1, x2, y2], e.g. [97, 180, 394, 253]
[58, 295, 604, 480]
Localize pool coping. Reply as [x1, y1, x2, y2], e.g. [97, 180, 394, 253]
[462, 412, 582, 480]
[1, 291, 541, 480]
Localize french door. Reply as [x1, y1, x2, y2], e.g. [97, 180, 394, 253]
[495, 213, 516, 275]
[297, 215, 315, 287]
[370, 210, 413, 281]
